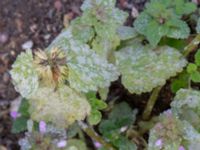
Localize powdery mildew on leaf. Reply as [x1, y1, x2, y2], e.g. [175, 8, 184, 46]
[79, 0, 128, 59]
[49, 29, 120, 92]
[115, 45, 187, 94]
[70, 18, 95, 43]
[29, 85, 91, 128]
[148, 110, 185, 150]
[10, 50, 39, 98]
[171, 89, 200, 132]
[170, 89, 200, 148]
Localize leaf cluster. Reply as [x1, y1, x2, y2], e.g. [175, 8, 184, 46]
[134, 0, 196, 46]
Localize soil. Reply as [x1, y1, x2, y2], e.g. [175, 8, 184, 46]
[0, 0, 154, 150]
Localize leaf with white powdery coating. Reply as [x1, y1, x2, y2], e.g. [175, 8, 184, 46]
[148, 110, 185, 150]
[171, 89, 200, 132]
[29, 85, 91, 128]
[115, 45, 187, 94]
[49, 28, 119, 93]
[10, 50, 39, 98]
[170, 89, 200, 147]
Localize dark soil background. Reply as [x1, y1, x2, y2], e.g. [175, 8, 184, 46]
[0, 0, 163, 150]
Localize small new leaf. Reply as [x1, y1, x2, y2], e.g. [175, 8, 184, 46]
[86, 92, 107, 125]
[88, 110, 102, 125]
[187, 63, 197, 74]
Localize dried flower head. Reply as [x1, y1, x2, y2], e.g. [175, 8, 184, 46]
[34, 48, 68, 87]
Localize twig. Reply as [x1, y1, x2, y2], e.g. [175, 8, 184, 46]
[78, 121, 116, 150]
[183, 34, 200, 57]
[142, 86, 162, 120]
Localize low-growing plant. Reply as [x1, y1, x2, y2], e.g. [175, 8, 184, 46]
[9, 0, 200, 149]
[134, 0, 196, 47]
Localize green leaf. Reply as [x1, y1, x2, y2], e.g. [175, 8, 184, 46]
[116, 44, 187, 94]
[86, 92, 107, 125]
[145, 20, 163, 47]
[99, 102, 137, 137]
[159, 38, 187, 50]
[99, 119, 120, 138]
[171, 72, 189, 93]
[190, 71, 200, 83]
[134, 0, 192, 47]
[195, 49, 200, 66]
[67, 123, 80, 138]
[175, 0, 197, 16]
[86, 92, 107, 110]
[145, 0, 167, 18]
[117, 26, 138, 41]
[109, 102, 135, 122]
[112, 136, 137, 150]
[187, 63, 197, 74]
[12, 117, 28, 133]
[88, 110, 102, 125]
[18, 98, 30, 117]
[165, 18, 190, 39]
[134, 12, 152, 37]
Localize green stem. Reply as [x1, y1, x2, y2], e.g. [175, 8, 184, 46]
[183, 34, 200, 57]
[142, 86, 162, 120]
[78, 127, 86, 143]
[78, 121, 116, 150]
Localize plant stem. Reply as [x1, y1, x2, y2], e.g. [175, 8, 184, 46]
[183, 34, 200, 57]
[78, 127, 86, 143]
[78, 121, 116, 150]
[142, 86, 162, 120]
